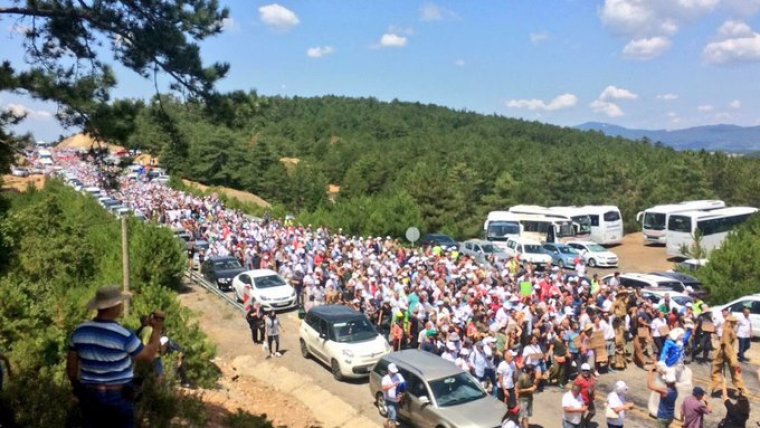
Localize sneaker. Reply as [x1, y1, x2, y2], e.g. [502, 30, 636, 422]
[266, 353, 272, 359]
[275, 352, 282, 357]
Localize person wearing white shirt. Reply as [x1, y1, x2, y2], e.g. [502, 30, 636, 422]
[737, 307, 752, 362]
[496, 350, 518, 409]
[381, 363, 405, 427]
[562, 384, 588, 428]
[650, 312, 668, 355]
[606, 380, 634, 427]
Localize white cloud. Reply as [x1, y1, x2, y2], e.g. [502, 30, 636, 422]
[599, 85, 638, 101]
[306, 46, 335, 58]
[530, 31, 550, 44]
[388, 25, 414, 36]
[599, 0, 655, 36]
[667, 111, 678, 118]
[622, 37, 672, 60]
[5, 103, 53, 120]
[723, 0, 760, 17]
[379, 33, 408, 48]
[505, 93, 578, 112]
[259, 4, 300, 31]
[454, 59, 465, 67]
[657, 93, 679, 101]
[419, 3, 456, 22]
[704, 21, 760, 64]
[698, 104, 714, 112]
[590, 100, 625, 117]
[729, 99, 742, 109]
[220, 17, 239, 32]
[8, 24, 31, 37]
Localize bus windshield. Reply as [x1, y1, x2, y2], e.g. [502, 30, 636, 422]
[643, 212, 666, 230]
[571, 216, 592, 234]
[486, 221, 520, 241]
[668, 215, 692, 233]
[557, 222, 576, 238]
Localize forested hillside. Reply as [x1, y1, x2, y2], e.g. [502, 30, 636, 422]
[124, 94, 760, 239]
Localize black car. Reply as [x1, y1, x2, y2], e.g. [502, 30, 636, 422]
[649, 271, 709, 300]
[420, 233, 459, 250]
[201, 256, 246, 290]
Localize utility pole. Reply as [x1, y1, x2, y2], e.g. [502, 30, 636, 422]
[122, 216, 131, 316]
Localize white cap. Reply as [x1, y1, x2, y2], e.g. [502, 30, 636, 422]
[388, 363, 399, 374]
[160, 336, 169, 346]
[580, 363, 591, 371]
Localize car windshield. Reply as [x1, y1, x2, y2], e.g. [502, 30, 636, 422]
[559, 246, 577, 254]
[213, 259, 242, 269]
[330, 318, 377, 343]
[672, 296, 693, 306]
[524, 245, 543, 254]
[481, 244, 504, 254]
[254, 274, 287, 289]
[588, 244, 607, 252]
[429, 372, 487, 407]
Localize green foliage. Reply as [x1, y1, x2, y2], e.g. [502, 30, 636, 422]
[222, 409, 276, 428]
[695, 214, 760, 304]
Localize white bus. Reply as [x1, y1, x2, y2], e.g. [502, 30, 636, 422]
[636, 200, 725, 245]
[484, 211, 575, 246]
[551, 205, 623, 245]
[665, 206, 758, 257]
[507, 205, 592, 239]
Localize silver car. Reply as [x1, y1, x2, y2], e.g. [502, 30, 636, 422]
[460, 239, 509, 265]
[369, 350, 507, 428]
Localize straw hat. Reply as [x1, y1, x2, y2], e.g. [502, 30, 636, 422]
[87, 286, 130, 310]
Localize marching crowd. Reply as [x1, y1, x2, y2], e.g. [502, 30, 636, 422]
[56, 155, 757, 428]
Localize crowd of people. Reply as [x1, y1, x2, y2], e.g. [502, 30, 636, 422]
[55, 154, 757, 428]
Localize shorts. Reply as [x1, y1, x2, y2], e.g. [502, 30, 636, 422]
[385, 400, 400, 422]
[518, 397, 532, 419]
[656, 418, 673, 428]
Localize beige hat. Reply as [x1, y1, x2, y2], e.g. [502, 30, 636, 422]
[87, 286, 130, 310]
[725, 315, 738, 323]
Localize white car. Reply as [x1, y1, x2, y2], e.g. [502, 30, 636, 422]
[711, 294, 760, 338]
[567, 240, 619, 267]
[503, 237, 553, 268]
[300, 305, 390, 380]
[640, 289, 693, 314]
[232, 269, 297, 311]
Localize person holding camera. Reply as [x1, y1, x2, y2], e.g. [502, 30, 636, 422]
[138, 311, 167, 381]
[67, 286, 164, 428]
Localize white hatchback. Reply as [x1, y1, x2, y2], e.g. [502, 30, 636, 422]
[232, 269, 297, 311]
[567, 240, 619, 267]
[300, 305, 390, 380]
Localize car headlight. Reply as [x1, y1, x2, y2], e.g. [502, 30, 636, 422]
[218, 277, 230, 283]
[259, 295, 271, 301]
[342, 349, 354, 358]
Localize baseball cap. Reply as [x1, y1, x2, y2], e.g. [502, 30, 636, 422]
[388, 363, 399, 374]
[580, 363, 591, 371]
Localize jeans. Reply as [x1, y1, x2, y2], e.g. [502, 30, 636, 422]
[79, 385, 135, 428]
[385, 400, 399, 422]
[563, 420, 581, 428]
[267, 335, 280, 353]
[738, 338, 750, 360]
[483, 367, 498, 396]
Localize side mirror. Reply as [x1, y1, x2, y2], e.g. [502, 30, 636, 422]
[418, 396, 431, 406]
[319, 332, 327, 339]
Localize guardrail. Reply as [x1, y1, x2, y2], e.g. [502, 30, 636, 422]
[184, 270, 246, 313]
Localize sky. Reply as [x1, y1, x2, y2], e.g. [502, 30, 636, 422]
[3, 0, 760, 142]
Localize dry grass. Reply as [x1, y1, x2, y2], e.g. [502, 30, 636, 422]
[181, 179, 270, 208]
[1, 174, 47, 193]
[55, 133, 125, 153]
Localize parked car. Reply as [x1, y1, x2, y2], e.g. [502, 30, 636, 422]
[10, 167, 29, 177]
[200, 256, 246, 290]
[460, 239, 509, 264]
[232, 269, 297, 310]
[541, 242, 579, 268]
[503, 236, 552, 268]
[369, 350, 508, 428]
[420, 233, 459, 250]
[602, 273, 683, 291]
[711, 294, 760, 338]
[649, 271, 709, 300]
[567, 240, 619, 267]
[300, 305, 390, 381]
[640, 289, 694, 314]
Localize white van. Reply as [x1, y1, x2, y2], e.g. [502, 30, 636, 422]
[504, 236, 552, 268]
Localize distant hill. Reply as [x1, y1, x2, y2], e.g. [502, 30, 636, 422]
[575, 122, 760, 153]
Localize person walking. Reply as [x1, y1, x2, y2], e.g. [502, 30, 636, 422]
[245, 303, 265, 346]
[66, 286, 164, 428]
[648, 366, 677, 428]
[573, 363, 597, 428]
[736, 307, 752, 363]
[681, 386, 711, 428]
[710, 315, 746, 394]
[264, 310, 283, 358]
[515, 364, 536, 428]
[606, 380, 634, 428]
[718, 379, 750, 427]
[381, 363, 405, 428]
[562, 383, 588, 428]
[497, 350, 518, 410]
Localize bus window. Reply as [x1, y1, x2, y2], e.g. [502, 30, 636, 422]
[589, 215, 599, 227]
[603, 211, 621, 222]
[668, 216, 692, 233]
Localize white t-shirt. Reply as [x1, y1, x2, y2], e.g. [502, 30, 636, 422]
[651, 318, 667, 338]
[606, 391, 625, 426]
[737, 314, 751, 339]
[381, 373, 405, 402]
[501, 419, 519, 428]
[496, 360, 516, 389]
[562, 391, 585, 425]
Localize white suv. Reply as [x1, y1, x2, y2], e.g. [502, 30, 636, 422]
[300, 305, 390, 381]
[504, 237, 553, 268]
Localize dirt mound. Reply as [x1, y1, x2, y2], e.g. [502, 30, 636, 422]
[55, 133, 125, 153]
[1, 174, 46, 193]
[182, 179, 270, 208]
[134, 153, 159, 166]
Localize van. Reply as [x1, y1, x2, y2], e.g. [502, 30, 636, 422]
[369, 350, 508, 428]
[504, 236, 552, 267]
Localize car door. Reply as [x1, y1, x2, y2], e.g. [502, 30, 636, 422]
[314, 318, 331, 363]
[398, 370, 436, 428]
[237, 274, 252, 302]
[750, 301, 760, 337]
[304, 315, 326, 361]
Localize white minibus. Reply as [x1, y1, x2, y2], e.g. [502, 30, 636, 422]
[508, 205, 592, 239]
[665, 206, 758, 257]
[636, 200, 725, 245]
[551, 205, 623, 245]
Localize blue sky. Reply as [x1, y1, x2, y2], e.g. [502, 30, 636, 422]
[3, 0, 760, 142]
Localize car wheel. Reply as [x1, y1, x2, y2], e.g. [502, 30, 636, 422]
[331, 359, 343, 381]
[558, 259, 565, 268]
[375, 392, 388, 418]
[588, 258, 597, 267]
[300, 339, 310, 359]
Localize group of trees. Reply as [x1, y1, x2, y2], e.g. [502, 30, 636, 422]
[120, 94, 760, 239]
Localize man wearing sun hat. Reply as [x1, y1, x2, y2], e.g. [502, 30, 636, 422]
[67, 286, 165, 428]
